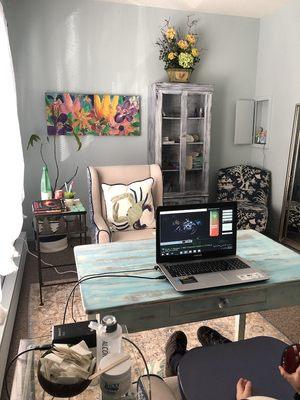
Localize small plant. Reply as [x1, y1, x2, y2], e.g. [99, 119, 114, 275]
[64, 191, 75, 199]
[27, 134, 81, 194]
[156, 16, 202, 70]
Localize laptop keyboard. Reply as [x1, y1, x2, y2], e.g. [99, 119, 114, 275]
[166, 258, 250, 278]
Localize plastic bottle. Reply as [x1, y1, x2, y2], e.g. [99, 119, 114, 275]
[40, 166, 52, 200]
[89, 315, 122, 365]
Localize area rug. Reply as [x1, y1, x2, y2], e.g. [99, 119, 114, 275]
[28, 281, 291, 378]
[262, 306, 300, 344]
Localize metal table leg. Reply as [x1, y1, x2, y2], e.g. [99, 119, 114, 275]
[84, 214, 87, 244]
[35, 218, 44, 306]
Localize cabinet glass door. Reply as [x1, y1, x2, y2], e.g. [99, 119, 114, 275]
[184, 92, 206, 193]
[161, 93, 182, 194]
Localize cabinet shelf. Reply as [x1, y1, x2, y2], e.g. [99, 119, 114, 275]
[162, 116, 181, 120]
[162, 169, 180, 172]
[163, 142, 203, 145]
[162, 116, 204, 120]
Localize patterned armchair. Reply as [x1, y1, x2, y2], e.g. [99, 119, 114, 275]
[217, 165, 271, 232]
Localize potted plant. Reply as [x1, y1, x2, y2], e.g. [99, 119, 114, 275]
[156, 16, 202, 82]
[64, 189, 75, 208]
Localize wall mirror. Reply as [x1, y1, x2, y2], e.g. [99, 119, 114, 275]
[279, 104, 300, 250]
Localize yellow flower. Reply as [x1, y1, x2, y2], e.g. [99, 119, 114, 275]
[191, 48, 199, 57]
[165, 27, 176, 40]
[177, 40, 188, 50]
[168, 52, 176, 60]
[94, 94, 119, 121]
[186, 34, 196, 45]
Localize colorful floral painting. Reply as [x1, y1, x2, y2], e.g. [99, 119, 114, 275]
[45, 93, 140, 136]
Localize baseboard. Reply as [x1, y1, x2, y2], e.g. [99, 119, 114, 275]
[0, 232, 27, 395]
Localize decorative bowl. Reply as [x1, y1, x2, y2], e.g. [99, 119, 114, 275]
[37, 350, 95, 398]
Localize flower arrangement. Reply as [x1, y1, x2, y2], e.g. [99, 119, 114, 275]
[156, 16, 201, 71]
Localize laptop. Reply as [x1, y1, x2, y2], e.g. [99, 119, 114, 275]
[156, 201, 269, 292]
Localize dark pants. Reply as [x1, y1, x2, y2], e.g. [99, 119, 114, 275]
[170, 351, 187, 374]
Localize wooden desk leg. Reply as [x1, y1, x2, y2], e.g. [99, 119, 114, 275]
[235, 313, 246, 341]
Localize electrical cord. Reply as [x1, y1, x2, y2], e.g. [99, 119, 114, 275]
[63, 269, 165, 324]
[17, 236, 77, 275]
[4, 343, 52, 399]
[122, 336, 151, 400]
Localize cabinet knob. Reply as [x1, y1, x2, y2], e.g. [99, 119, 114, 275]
[218, 297, 229, 309]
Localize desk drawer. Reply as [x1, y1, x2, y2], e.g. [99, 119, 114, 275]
[170, 290, 267, 317]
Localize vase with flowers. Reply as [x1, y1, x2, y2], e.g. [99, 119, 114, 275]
[156, 16, 202, 82]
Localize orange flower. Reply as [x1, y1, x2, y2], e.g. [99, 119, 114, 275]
[73, 109, 91, 131]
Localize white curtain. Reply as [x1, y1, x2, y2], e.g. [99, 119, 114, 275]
[0, 2, 24, 324]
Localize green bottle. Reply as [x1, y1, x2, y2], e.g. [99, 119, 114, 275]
[41, 166, 52, 200]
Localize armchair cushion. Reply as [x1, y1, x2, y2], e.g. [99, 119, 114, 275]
[237, 202, 268, 232]
[101, 177, 155, 232]
[217, 165, 270, 206]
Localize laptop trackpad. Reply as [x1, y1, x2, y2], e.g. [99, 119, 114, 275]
[179, 274, 227, 285]
[179, 276, 198, 285]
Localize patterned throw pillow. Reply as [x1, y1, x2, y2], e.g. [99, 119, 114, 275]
[101, 178, 155, 232]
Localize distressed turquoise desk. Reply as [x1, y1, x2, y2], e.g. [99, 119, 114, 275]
[74, 230, 300, 339]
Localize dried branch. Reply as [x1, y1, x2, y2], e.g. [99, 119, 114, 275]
[187, 15, 199, 33]
[59, 166, 79, 190]
[53, 135, 60, 193]
[40, 143, 48, 169]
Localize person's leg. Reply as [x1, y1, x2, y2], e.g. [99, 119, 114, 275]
[165, 331, 188, 377]
[197, 326, 232, 346]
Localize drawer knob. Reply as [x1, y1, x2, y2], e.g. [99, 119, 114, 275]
[218, 297, 229, 309]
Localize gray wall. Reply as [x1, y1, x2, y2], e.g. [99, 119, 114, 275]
[3, 0, 259, 233]
[251, 0, 300, 234]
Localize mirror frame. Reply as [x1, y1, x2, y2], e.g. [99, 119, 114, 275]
[278, 103, 300, 250]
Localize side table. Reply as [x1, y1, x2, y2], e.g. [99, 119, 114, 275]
[32, 200, 87, 305]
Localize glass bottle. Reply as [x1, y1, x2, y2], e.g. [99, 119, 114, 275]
[40, 166, 52, 200]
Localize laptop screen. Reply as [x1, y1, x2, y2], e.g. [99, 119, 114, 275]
[156, 202, 237, 263]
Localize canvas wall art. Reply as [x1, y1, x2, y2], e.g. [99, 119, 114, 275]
[45, 93, 140, 136]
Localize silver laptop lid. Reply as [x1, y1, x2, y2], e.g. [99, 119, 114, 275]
[156, 202, 237, 264]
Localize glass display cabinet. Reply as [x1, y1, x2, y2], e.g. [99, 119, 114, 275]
[148, 82, 213, 205]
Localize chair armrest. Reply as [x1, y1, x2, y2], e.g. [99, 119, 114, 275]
[87, 166, 111, 243]
[93, 214, 111, 243]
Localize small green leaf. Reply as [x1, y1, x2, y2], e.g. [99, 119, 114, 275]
[45, 95, 53, 106]
[102, 124, 110, 135]
[27, 134, 41, 150]
[47, 115, 54, 124]
[131, 122, 140, 127]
